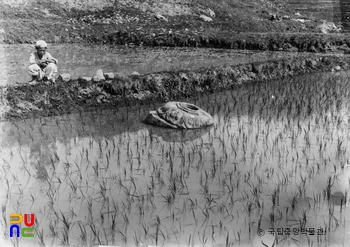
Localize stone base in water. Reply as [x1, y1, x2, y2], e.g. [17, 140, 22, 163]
[144, 102, 213, 129]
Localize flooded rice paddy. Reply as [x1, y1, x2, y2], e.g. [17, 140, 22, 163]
[1, 71, 350, 247]
[0, 44, 318, 87]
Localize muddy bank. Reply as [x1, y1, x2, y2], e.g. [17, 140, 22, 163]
[1, 54, 349, 121]
[1, 0, 346, 54]
[107, 31, 350, 53]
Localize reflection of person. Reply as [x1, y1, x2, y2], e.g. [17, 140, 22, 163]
[28, 40, 58, 83]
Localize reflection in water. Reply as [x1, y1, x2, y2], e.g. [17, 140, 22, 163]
[28, 140, 59, 181]
[2, 72, 350, 246]
[148, 125, 213, 143]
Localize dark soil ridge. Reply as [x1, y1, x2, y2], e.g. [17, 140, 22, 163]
[106, 32, 350, 53]
[0, 54, 348, 121]
[1, 0, 348, 54]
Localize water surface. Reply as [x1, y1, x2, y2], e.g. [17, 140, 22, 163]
[1, 71, 350, 246]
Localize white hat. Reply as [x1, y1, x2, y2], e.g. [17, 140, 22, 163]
[35, 40, 47, 49]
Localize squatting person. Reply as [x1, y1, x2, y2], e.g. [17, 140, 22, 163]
[28, 40, 58, 83]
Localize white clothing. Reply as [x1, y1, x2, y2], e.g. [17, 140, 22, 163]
[28, 63, 57, 80]
[28, 51, 58, 80]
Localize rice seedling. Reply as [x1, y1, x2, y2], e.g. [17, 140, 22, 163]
[59, 226, 70, 246]
[4, 71, 350, 246]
